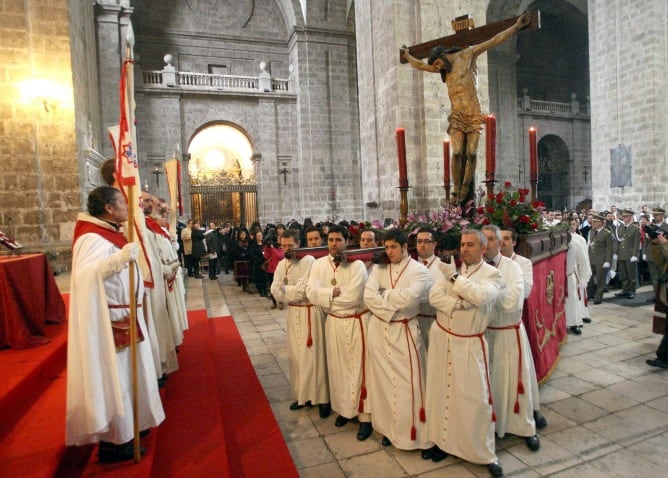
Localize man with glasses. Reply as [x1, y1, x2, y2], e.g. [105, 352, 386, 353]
[415, 227, 455, 348]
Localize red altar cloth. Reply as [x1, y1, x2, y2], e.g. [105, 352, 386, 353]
[0, 253, 66, 349]
[522, 250, 567, 382]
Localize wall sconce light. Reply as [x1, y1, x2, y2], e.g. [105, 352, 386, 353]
[18, 78, 72, 112]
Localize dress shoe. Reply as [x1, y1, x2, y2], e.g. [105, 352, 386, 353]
[318, 403, 331, 418]
[421, 446, 435, 460]
[627, 294, 635, 299]
[646, 358, 668, 369]
[614, 291, 628, 297]
[431, 447, 448, 462]
[525, 434, 540, 451]
[533, 410, 547, 429]
[334, 415, 349, 427]
[357, 422, 373, 441]
[289, 401, 305, 411]
[487, 461, 504, 477]
[98, 440, 146, 463]
[582, 317, 592, 323]
[194, 275, 204, 279]
[569, 326, 582, 335]
[593, 299, 602, 304]
[381, 436, 391, 447]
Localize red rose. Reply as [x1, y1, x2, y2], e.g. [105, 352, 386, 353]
[519, 195, 526, 203]
[477, 206, 485, 214]
[519, 188, 529, 195]
[496, 196, 504, 204]
[486, 206, 495, 213]
[509, 199, 517, 207]
[532, 200, 542, 208]
[519, 214, 531, 224]
[482, 218, 490, 225]
[504, 181, 512, 188]
[359, 223, 365, 229]
[530, 222, 538, 230]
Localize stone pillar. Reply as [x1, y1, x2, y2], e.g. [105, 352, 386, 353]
[94, 2, 133, 157]
[589, 0, 668, 208]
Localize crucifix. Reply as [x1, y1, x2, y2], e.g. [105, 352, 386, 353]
[400, 11, 540, 207]
[151, 162, 163, 188]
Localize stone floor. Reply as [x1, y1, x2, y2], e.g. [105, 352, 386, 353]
[57, 272, 668, 477]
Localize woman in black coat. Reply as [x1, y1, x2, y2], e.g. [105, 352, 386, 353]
[191, 220, 206, 279]
[248, 230, 269, 297]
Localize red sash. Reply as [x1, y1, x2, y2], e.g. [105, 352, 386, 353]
[73, 220, 127, 249]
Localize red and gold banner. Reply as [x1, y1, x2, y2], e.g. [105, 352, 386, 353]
[522, 251, 567, 382]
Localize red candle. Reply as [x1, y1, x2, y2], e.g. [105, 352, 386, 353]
[397, 128, 408, 187]
[485, 115, 496, 181]
[443, 139, 450, 186]
[529, 127, 538, 181]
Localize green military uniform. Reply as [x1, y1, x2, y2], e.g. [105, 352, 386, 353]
[615, 210, 640, 298]
[587, 215, 614, 303]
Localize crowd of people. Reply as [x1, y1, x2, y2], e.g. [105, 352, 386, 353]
[258, 222, 545, 477]
[66, 163, 668, 471]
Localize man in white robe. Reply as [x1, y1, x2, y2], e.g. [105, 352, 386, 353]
[66, 186, 164, 462]
[500, 227, 547, 431]
[483, 225, 540, 452]
[271, 230, 330, 418]
[306, 225, 372, 441]
[415, 227, 454, 349]
[565, 219, 592, 334]
[426, 229, 503, 477]
[364, 229, 431, 451]
[142, 192, 179, 377]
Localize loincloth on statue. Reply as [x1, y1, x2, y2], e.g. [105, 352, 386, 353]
[447, 111, 485, 135]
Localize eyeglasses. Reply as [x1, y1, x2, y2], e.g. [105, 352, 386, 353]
[416, 239, 434, 245]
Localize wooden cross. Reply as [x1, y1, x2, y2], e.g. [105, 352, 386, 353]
[399, 11, 541, 62]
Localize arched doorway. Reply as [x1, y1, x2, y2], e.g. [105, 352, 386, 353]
[187, 124, 257, 226]
[537, 134, 570, 210]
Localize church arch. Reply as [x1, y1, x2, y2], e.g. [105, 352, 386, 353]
[187, 123, 258, 227]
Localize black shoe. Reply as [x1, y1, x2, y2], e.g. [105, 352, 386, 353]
[533, 410, 547, 429]
[431, 447, 448, 462]
[334, 415, 349, 427]
[194, 275, 203, 279]
[357, 422, 373, 441]
[421, 446, 435, 460]
[593, 299, 602, 304]
[646, 359, 668, 369]
[582, 317, 592, 323]
[98, 441, 146, 463]
[614, 291, 628, 297]
[525, 435, 540, 451]
[289, 401, 305, 410]
[381, 436, 391, 447]
[488, 461, 504, 477]
[139, 429, 150, 438]
[318, 403, 331, 418]
[627, 294, 635, 299]
[569, 326, 582, 335]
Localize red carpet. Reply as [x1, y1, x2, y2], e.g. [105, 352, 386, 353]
[0, 305, 297, 477]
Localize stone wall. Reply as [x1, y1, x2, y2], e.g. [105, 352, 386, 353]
[589, 0, 668, 210]
[0, 0, 79, 272]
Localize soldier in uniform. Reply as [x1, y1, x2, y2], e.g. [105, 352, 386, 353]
[587, 214, 614, 304]
[614, 210, 640, 299]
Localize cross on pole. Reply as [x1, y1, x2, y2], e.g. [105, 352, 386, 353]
[399, 11, 540, 63]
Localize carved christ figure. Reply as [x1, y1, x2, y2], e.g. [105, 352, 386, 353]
[401, 12, 531, 205]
